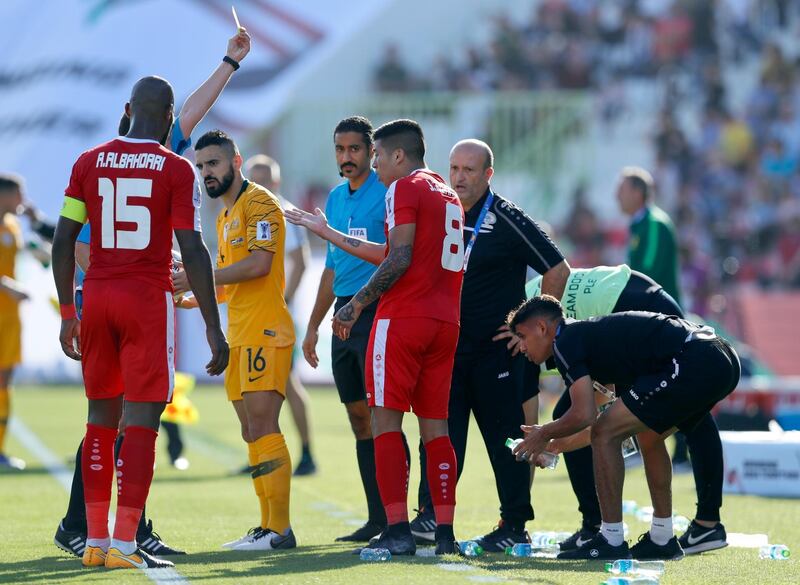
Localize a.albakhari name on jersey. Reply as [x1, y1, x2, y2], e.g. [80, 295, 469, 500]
[95, 151, 166, 171]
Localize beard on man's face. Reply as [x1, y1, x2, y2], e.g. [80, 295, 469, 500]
[205, 167, 235, 198]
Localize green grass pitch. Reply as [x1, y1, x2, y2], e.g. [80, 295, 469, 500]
[2, 385, 797, 584]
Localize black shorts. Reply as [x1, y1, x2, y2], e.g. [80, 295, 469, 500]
[620, 337, 740, 434]
[331, 296, 377, 404]
[613, 271, 683, 317]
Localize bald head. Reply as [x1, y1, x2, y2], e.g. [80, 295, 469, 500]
[125, 76, 174, 142]
[450, 139, 494, 170]
[245, 154, 281, 192]
[449, 139, 494, 209]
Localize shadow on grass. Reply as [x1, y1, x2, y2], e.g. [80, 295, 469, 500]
[167, 546, 608, 581]
[0, 556, 88, 584]
[150, 472, 241, 484]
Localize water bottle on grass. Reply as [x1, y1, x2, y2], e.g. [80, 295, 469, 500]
[605, 559, 665, 575]
[360, 548, 391, 562]
[461, 541, 484, 557]
[759, 545, 790, 560]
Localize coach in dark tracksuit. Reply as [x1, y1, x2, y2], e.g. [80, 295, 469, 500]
[411, 139, 570, 551]
[527, 266, 730, 555]
[509, 297, 740, 561]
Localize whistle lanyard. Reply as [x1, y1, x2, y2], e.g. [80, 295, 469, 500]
[462, 191, 494, 272]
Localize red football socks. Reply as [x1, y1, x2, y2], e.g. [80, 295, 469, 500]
[113, 425, 158, 542]
[82, 423, 118, 540]
[424, 435, 457, 525]
[374, 431, 409, 525]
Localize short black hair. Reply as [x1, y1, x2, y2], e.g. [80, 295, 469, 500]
[507, 295, 564, 333]
[374, 118, 425, 161]
[0, 173, 23, 194]
[334, 116, 374, 148]
[195, 129, 239, 158]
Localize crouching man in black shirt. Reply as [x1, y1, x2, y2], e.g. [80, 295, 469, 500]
[509, 295, 740, 561]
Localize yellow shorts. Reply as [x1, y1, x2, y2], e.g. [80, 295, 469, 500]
[0, 312, 21, 370]
[225, 345, 292, 402]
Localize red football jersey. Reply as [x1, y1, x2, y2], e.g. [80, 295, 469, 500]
[65, 137, 201, 290]
[376, 169, 465, 324]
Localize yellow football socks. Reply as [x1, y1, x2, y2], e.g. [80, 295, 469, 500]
[254, 433, 291, 534]
[248, 441, 270, 530]
[0, 388, 9, 452]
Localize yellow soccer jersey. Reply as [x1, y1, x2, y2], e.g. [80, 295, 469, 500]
[0, 214, 22, 314]
[216, 181, 294, 348]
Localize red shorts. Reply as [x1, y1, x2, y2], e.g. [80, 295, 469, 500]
[365, 316, 458, 419]
[81, 279, 175, 402]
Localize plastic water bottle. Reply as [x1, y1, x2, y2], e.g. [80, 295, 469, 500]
[759, 545, 790, 560]
[506, 543, 533, 557]
[529, 531, 573, 547]
[359, 547, 391, 562]
[634, 506, 654, 523]
[673, 515, 690, 532]
[505, 542, 559, 557]
[601, 578, 660, 585]
[505, 438, 560, 468]
[505, 438, 527, 460]
[622, 500, 638, 515]
[605, 559, 665, 575]
[460, 541, 484, 557]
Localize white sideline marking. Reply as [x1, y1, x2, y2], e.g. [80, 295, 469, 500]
[10, 417, 189, 585]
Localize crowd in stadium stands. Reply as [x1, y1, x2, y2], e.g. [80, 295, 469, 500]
[374, 1, 796, 93]
[373, 0, 800, 317]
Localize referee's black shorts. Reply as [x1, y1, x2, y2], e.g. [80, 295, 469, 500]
[620, 336, 740, 434]
[331, 296, 377, 404]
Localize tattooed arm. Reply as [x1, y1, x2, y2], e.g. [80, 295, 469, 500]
[332, 224, 416, 340]
[285, 207, 386, 265]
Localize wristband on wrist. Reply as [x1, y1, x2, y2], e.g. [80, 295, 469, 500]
[223, 56, 240, 71]
[60, 304, 77, 320]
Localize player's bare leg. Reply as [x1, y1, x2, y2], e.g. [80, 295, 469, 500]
[346, 399, 372, 440]
[591, 399, 646, 545]
[637, 429, 673, 519]
[233, 390, 295, 551]
[631, 426, 685, 558]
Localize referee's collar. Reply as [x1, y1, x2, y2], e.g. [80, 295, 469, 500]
[346, 170, 378, 200]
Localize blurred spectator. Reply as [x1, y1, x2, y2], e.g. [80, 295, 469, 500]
[373, 44, 413, 92]
[366, 1, 800, 308]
